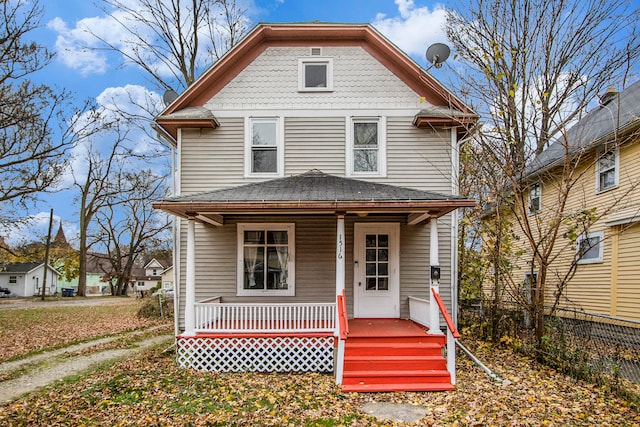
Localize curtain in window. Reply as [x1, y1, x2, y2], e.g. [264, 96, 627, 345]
[244, 246, 259, 288]
[271, 231, 289, 289]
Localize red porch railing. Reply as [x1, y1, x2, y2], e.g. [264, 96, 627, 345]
[431, 288, 460, 339]
[337, 289, 349, 340]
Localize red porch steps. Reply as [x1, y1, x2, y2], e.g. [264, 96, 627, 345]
[341, 319, 454, 392]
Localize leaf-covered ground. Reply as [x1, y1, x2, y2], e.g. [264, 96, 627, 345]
[0, 298, 169, 362]
[0, 339, 637, 426]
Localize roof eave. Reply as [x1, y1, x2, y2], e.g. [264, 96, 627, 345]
[154, 117, 220, 140]
[153, 199, 475, 219]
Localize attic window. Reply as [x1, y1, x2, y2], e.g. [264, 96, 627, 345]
[310, 47, 322, 56]
[298, 58, 333, 91]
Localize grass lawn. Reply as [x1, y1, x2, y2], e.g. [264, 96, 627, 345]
[0, 298, 171, 362]
[0, 338, 638, 426]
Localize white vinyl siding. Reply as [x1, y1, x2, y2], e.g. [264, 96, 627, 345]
[285, 117, 345, 175]
[180, 118, 244, 194]
[385, 117, 452, 192]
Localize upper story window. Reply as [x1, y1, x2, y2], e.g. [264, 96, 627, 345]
[298, 57, 333, 91]
[347, 117, 386, 177]
[245, 117, 283, 177]
[576, 230, 604, 264]
[529, 183, 541, 214]
[9, 276, 16, 284]
[596, 149, 618, 193]
[237, 223, 295, 296]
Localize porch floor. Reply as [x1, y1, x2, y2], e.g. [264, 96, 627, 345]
[348, 318, 433, 338]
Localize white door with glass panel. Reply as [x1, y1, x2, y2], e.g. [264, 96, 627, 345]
[353, 223, 400, 318]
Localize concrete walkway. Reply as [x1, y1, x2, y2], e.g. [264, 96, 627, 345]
[0, 327, 174, 404]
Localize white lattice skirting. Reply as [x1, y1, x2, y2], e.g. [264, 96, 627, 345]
[176, 336, 335, 373]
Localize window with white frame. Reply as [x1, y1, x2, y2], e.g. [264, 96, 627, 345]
[347, 117, 386, 177]
[529, 182, 541, 214]
[298, 58, 333, 91]
[9, 276, 16, 284]
[237, 224, 295, 296]
[596, 149, 618, 192]
[245, 117, 283, 177]
[576, 230, 604, 264]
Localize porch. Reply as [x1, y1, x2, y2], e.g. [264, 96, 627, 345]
[176, 292, 459, 391]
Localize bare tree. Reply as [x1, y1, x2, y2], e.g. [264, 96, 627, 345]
[93, 170, 171, 296]
[447, 0, 640, 343]
[0, 0, 90, 228]
[91, 0, 248, 92]
[73, 126, 131, 296]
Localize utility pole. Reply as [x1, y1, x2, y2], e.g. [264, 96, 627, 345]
[41, 209, 54, 301]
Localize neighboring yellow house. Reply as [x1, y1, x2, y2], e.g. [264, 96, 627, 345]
[509, 82, 640, 323]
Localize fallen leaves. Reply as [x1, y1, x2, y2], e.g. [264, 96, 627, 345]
[0, 337, 638, 426]
[0, 298, 169, 362]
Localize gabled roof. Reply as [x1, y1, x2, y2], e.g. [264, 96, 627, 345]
[153, 170, 474, 225]
[156, 22, 476, 140]
[0, 262, 59, 275]
[527, 81, 640, 178]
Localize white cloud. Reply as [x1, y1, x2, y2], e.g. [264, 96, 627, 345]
[47, 17, 109, 76]
[372, 0, 448, 60]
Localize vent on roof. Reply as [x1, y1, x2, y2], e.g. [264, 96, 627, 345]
[310, 47, 322, 56]
[599, 87, 618, 106]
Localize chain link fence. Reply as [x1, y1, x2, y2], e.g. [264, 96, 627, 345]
[540, 308, 640, 385]
[459, 303, 640, 393]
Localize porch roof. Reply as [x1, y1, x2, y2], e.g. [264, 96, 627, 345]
[153, 170, 475, 225]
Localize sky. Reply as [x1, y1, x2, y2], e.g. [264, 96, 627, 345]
[6, 0, 451, 247]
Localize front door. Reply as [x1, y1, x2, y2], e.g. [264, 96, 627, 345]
[353, 223, 400, 318]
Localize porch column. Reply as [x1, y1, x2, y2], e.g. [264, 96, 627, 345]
[429, 218, 441, 333]
[336, 214, 346, 296]
[335, 213, 346, 384]
[184, 216, 196, 336]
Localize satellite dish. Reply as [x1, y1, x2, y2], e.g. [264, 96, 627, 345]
[425, 43, 450, 69]
[163, 89, 179, 106]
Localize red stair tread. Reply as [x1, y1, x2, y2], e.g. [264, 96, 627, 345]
[343, 369, 451, 378]
[342, 382, 455, 392]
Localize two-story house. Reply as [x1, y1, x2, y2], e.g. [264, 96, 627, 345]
[519, 81, 640, 322]
[153, 23, 476, 392]
[131, 258, 171, 295]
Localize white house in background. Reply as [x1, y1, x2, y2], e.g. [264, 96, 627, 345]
[161, 265, 174, 291]
[0, 262, 59, 297]
[153, 22, 476, 392]
[131, 258, 171, 295]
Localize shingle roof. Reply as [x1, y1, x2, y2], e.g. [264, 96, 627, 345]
[1, 262, 43, 273]
[163, 170, 465, 203]
[527, 81, 640, 177]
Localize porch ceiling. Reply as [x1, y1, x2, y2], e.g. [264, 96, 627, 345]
[153, 170, 475, 225]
